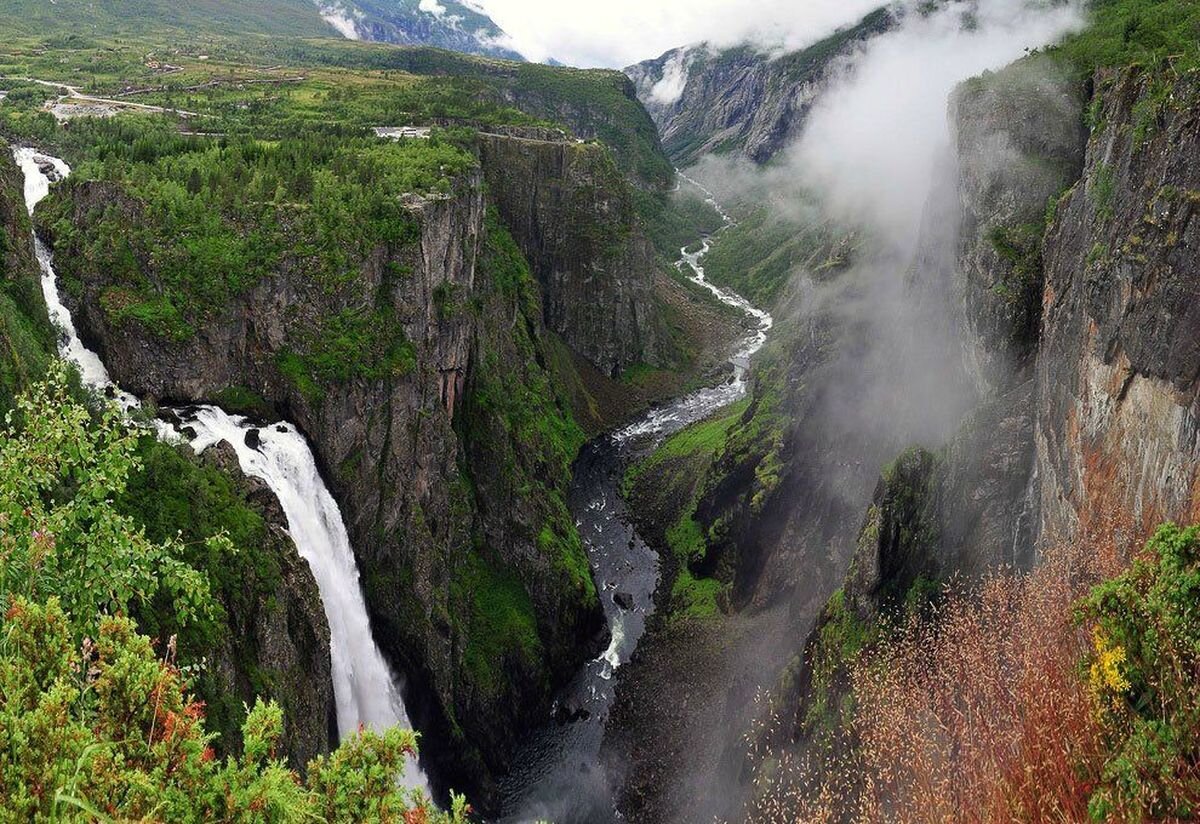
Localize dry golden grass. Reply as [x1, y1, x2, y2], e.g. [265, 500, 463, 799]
[743, 519, 1131, 824]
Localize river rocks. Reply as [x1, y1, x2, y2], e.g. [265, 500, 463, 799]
[243, 427, 261, 450]
[613, 591, 635, 611]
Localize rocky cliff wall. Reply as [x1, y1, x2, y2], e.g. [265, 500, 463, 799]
[625, 8, 892, 166]
[1034, 68, 1200, 551]
[42, 162, 605, 808]
[478, 133, 671, 377]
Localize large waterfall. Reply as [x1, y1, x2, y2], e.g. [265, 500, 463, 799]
[14, 147, 426, 789]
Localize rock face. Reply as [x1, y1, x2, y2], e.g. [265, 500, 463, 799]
[478, 133, 671, 377]
[625, 8, 892, 165]
[330, 0, 525, 61]
[199, 441, 335, 771]
[44, 159, 609, 807]
[1034, 68, 1200, 551]
[951, 59, 1088, 397]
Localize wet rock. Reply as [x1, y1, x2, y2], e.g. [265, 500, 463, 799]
[244, 427, 261, 450]
[613, 591, 635, 611]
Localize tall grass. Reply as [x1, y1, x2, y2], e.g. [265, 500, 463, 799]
[743, 518, 1138, 823]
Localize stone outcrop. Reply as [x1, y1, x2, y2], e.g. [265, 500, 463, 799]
[951, 58, 1088, 397]
[199, 442, 335, 771]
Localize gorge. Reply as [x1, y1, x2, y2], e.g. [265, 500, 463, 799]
[2, 0, 1200, 821]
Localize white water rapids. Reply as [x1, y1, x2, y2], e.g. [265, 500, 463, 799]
[14, 147, 426, 789]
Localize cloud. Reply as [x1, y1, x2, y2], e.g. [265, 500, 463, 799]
[472, 0, 887, 67]
[789, 0, 1085, 250]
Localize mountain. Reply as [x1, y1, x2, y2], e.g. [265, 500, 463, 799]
[0, 0, 523, 61]
[0, 0, 332, 37]
[625, 7, 892, 166]
[316, 0, 524, 60]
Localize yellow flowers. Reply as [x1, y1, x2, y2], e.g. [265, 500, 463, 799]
[1088, 627, 1130, 709]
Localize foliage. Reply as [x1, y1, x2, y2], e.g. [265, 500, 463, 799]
[0, 366, 464, 821]
[1056, 0, 1200, 74]
[1077, 524, 1200, 821]
[0, 361, 216, 639]
[624, 400, 748, 620]
[701, 206, 850, 308]
[34, 121, 473, 342]
[452, 550, 545, 699]
[0, 598, 466, 822]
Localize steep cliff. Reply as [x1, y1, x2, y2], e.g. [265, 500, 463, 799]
[124, 439, 337, 770]
[0, 145, 337, 770]
[478, 132, 673, 377]
[1034, 67, 1200, 550]
[952, 59, 1088, 397]
[38, 149, 617, 806]
[625, 8, 892, 166]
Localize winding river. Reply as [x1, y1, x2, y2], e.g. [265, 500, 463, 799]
[497, 175, 772, 822]
[14, 147, 427, 790]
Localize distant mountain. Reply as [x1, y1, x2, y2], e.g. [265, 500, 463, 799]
[0, 0, 331, 38]
[316, 0, 524, 60]
[626, 7, 892, 166]
[0, 0, 523, 61]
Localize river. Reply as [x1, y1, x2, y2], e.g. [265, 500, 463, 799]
[497, 175, 772, 822]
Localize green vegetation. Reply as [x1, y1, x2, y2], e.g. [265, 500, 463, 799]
[453, 550, 545, 698]
[0, 150, 55, 414]
[1078, 524, 1200, 821]
[0, 598, 463, 821]
[1, 0, 333, 39]
[278, 307, 417, 402]
[702, 206, 851, 307]
[454, 216, 595, 696]
[0, 365, 463, 820]
[32, 120, 473, 343]
[1056, 0, 1200, 73]
[802, 588, 877, 745]
[624, 400, 749, 620]
[0, 363, 216, 638]
[634, 185, 725, 260]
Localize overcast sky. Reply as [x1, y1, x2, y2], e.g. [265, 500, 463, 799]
[471, 0, 887, 68]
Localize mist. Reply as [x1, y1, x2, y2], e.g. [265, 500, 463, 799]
[474, 0, 885, 67]
[792, 0, 1085, 252]
[649, 1, 1089, 819]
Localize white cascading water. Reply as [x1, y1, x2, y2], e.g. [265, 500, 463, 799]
[14, 147, 426, 789]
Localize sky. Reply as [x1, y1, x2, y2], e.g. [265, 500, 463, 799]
[469, 0, 887, 68]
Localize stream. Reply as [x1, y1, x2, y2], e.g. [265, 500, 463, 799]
[14, 147, 427, 790]
[497, 175, 773, 822]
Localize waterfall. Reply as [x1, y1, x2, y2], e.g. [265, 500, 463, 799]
[14, 147, 427, 789]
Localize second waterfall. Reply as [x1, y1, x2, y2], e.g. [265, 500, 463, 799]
[13, 146, 427, 789]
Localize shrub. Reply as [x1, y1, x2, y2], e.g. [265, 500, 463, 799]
[1078, 524, 1200, 821]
